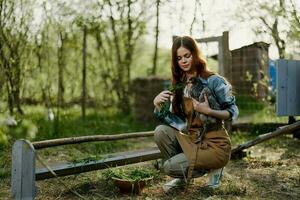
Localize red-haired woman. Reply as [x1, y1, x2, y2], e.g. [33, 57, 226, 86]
[153, 36, 238, 192]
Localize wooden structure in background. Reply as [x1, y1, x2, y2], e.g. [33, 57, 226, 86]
[231, 42, 270, 99]
[131, 76, 167, 123]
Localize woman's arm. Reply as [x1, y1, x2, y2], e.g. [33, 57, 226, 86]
[192, 94, 230, 120]
[207, 109, 230, 120]
[192, 75, 239, 120]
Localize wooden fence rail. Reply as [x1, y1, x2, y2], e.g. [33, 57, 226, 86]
[32, 131, 155, 149]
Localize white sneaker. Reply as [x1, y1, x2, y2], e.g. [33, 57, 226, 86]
[163, 178, 186, 192]
[205, 168, 224, 189]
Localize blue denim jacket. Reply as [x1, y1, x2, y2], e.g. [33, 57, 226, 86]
[201, 75, 239, 120]
[154, 75, 239, 123]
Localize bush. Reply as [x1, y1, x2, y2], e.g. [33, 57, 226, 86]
[0, 127, 8, 146]
[236, 95, 268, 116]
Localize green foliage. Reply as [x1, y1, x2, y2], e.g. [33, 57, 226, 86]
[15, 105, 155, 157]
[159, 83, 186, 118]
[10, 119, 38, 140]
[236, 95, 268, 116]
[0, 115, 10, 147]
[237, 0, 300, 59]
[0, 138, 11, 179]
[0, 116, 37, 146]
[27, 106, 153, 141]
[132, 44, 171, 79]
[0, 126, 8, 146]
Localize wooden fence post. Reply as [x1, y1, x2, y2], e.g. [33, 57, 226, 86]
[11, 140, 36, 200]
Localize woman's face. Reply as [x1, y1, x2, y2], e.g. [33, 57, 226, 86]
[177, 46, 193, 73]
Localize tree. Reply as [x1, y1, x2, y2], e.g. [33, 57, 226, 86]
[57, 27, 67, 108]
[81, 24, 87, 119]
[0, 0, 33, 115]
[93, 0, 148, 113]
[189, 0, 205, 35]
[237, 0, 300, 59]
[151, 0, 160, 75]
[288, 0, 300, 53]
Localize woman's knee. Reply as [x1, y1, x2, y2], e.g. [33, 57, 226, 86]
[163, 159, 172, 174]
[163, 154, 188, 177]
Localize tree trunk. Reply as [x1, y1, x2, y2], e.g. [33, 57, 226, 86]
[151, 0, 160, 75]
[57, 30, 66, 108]
[81, 25, 87, 119]
[109, 0, 131, 114]
[272, 19, 286, 59]
[14, 87, 24, 115]
[6, 84, 14, 115]
[189, 0, 197, 35]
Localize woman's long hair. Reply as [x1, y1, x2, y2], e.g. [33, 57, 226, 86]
[171, 36, 214, 116]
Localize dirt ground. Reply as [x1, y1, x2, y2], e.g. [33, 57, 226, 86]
[1, 133, 299, 200]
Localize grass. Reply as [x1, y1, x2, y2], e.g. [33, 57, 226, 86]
[0, 105, 157, 179]
[28, 136, 299, 200]
[235, 95, 300, 124]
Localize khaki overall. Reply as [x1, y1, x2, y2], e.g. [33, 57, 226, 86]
[155, 97, 231, 183]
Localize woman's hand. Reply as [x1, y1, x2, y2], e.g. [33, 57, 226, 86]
[192, 94, 231, 120]
[192, 94, 211, 115]
[153, 91, 172, 110]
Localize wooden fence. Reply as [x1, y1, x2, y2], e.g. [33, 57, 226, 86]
[11, 122, 300, 199]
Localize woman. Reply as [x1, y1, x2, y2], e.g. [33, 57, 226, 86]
[153, 36, 238, 191]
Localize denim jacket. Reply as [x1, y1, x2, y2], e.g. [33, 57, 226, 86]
[200, 75, 239, 120]
[154, 74, 239, 128]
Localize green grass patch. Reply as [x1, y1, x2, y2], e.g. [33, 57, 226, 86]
[236, 95, 268, 117]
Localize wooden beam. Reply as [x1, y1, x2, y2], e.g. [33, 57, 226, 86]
[195, 36, 221, 43]
[32, 122, 291, 149]
[221, 31, 231, 80]
[218, 37, 224, 76]
[172, 35, 221, 43]
[231, 121, 300, 154]
[33, 131, 155, 149]
[35, 147, 162, 180]
[11, 140, 36, 199]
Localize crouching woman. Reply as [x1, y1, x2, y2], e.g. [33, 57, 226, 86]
[153, 36, 238, 191]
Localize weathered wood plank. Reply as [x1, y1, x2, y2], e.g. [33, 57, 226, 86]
[276, 59, 300, 116]
[36, 147, 162, 180]
[172, 35, 221, 43]
[12, 140, 36, 200]
[222, 31, 231, 81]
[276, 59, 287, 116]
[287, 60, 300, 115]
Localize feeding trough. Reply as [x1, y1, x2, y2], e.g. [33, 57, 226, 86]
[112, 176, 153, 194]
[103, 167, 159, 194]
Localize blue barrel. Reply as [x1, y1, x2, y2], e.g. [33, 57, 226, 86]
[269, 59, 276, 92]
